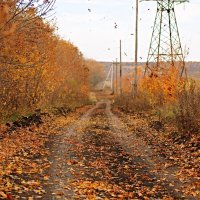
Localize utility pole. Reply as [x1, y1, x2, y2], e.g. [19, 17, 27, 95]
[115, 58, 118, 95]
[144, 0, 187, 77]
[119, 40, 122, 96]
[111, 62, 115, 94]
[133, 0, 139, 96]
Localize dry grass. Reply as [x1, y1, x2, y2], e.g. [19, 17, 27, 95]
[174, 82, 200, 135]
[114, 93, 152, 113]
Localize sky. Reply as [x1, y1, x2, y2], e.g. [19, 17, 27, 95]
[54, 0, 200, 62]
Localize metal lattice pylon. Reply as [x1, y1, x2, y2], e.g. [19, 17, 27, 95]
[144, 0, 188, 77]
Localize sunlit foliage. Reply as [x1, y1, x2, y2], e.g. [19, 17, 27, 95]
[0, 4, 90, 120]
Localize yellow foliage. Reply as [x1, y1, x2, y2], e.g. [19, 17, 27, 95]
[140, 66, 185, 106]
[0, 10, 90, 117]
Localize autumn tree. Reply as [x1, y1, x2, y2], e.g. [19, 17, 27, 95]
[50, 39, 89, 106]
[0, 0, 55, 37]
[0, 7, 91, 120]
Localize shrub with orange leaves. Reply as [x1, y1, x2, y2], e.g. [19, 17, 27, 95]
[140, 66, 185, 107]
[122, 65, 143, 95]
[117, 65, 186, 120]
[122, 75, 132, 94]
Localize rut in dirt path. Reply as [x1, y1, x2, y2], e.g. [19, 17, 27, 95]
[43, 102, 102, 199]
[43, 100, 196, 200]
[106, 100, 196, 200]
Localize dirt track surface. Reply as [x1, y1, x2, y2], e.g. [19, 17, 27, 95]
[42, 100, 196, 200]
[0, 100, 198, 199]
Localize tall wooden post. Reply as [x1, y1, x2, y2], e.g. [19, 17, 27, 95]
[111, 62, 115, 94]
[119, 40, 122, 95]
[134, 0, 139, 96]
[115, 58, 118, 95]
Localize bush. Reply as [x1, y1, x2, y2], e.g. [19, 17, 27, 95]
[114, 93, 152, 113]
[174, 82, 200, 134]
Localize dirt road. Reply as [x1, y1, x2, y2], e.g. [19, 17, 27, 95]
[42, 100, 196, 200]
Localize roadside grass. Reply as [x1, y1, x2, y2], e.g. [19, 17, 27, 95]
[114, 81, 200, 136]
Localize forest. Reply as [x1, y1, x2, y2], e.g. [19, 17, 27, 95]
[0, 0, 105, 122]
